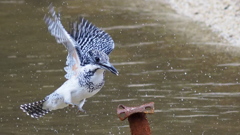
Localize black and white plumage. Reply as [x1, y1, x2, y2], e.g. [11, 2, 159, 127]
[20, 99, 50, 118]
[20, 4, 118, 118]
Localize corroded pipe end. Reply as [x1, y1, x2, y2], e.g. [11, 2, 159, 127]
[117, 102, 154, 121]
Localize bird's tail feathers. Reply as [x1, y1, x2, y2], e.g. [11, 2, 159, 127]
[20, 99, 50, 118]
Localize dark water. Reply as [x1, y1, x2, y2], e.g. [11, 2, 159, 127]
[1, 0, 240, 135]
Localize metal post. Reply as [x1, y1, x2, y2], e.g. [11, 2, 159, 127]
[117, 102, 154, 135]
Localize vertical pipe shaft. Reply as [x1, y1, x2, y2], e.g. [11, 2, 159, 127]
[128, 113, 151, 135]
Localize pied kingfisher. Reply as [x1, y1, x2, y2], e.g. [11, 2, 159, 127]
[20, 5, 118, 118]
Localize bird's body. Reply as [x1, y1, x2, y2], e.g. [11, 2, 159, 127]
[43, 66, 105, 111]
[20, 5, 118, 118]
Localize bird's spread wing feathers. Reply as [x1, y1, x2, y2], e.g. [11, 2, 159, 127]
[70, 18, 115, 56]
[44, 5, 80, 79]
[44, 5, 115, 79]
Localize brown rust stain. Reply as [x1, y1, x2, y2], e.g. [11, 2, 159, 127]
[128, 113, 151, 135]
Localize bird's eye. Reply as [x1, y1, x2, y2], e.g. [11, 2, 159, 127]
[95, 57, 100, 62]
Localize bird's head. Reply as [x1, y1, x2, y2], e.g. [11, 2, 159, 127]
[86, 50, 118, 75]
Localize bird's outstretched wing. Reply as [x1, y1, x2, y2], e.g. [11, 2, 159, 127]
[69, 18, 115, 57]
[44, 5, 115, 79]
[44, 5, 80, 79]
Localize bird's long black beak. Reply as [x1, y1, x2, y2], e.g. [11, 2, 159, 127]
[101, 63, 119, 76]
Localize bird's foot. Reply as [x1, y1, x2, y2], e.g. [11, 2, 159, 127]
[78, 107, 86, 113]
[68, 104, 75, 108]
[77, 99, 86, 113]
[65, 102, 75, 107]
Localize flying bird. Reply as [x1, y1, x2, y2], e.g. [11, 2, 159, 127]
[20, 5, 118, 118]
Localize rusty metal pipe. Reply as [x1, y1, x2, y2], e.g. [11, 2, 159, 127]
[117, 102, 154, 135]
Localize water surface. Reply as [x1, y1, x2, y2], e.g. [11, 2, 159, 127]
[1, 0, 240, 135]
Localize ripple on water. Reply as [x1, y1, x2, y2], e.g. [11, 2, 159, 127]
[76, 114, 89, 117]
[140, 95, 165, 98]
[169, 108, 197, 111]
[142, 69, 190, 74]
[7, 55, 17, 58]
[217, 63, 240, 66]
[36, 69, 63, 73]
[202, 105, 239, 108]
[111, 98, 137, 102]
[127, 83, 154, 87]
[174, 114, 219, 118]
[220, 111, 239, 114]
[137, 89, 158, 92]
[113, 61, 146, 66]
[184, 82, 240, 86]
[173, 96, 209, 100]
[194, 92, 240, 97]
[118, 41, 164, 47]
[42, 85, 55, 88]
[102, 23, 161, 31]
[128, 69, 189, 76]
[177, 58, 194, 61]
[26, 55, 51, 58]
[0, 0, 24, 4]
[154, 109, 171, 113]
[137, 89, 173, 93]
[26, 55, 38, 58]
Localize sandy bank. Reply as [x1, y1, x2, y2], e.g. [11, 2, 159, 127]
[167, 0, 240, 46]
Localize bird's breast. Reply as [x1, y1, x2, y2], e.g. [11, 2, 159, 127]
[90, 69, 105, 83]
[78, 68, 105, 93]
[88, 69, 105, 93]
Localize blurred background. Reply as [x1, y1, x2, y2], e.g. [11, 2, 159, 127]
[0, 0, 240, 134]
